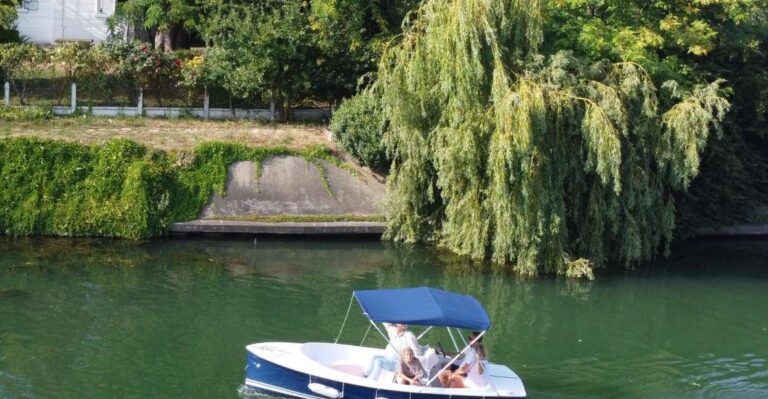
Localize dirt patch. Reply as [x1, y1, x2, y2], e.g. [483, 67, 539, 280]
[0, 117, 334, 151]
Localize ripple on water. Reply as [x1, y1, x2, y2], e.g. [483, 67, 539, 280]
[0, 370, 32, 398]
[237, 384, 282, 399]
[680, 353, 768, 398]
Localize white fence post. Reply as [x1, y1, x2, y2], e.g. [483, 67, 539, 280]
[3, 82, 9, 106]
[203, 86, 210, 120]
[269, 97, 275, 121]
[70, 82, 77, 114]
[137, 88, 143, 116]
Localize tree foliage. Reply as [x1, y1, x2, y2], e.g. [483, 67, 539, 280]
[330, 89, 390, 170]
[377, 0, 730, 275]
[110, 0, 418, 110]
[111, 0, 201, 51]
[545, 0, 768, 234]
[0, 43, 46, 104]
[0, 0, 19, 43]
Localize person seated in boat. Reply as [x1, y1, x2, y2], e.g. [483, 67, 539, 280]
[396, 347, 426, 386]
[439, 334, 488, 388]
[454, 343, 488, 389]
[439, 331, 483, 372]
[365, 323, 423, 380]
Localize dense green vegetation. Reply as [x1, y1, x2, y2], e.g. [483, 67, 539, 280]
[329, 90, 389, 170]
[0, 137, 345, 239]
[0, 0, 18, 44]
[110, 0, 418, 110]
[2, 0, 766, 274]
[362, 0, 766, 275]
[543, 0, 768, 236]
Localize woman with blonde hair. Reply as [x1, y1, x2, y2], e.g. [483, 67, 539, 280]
[396, 347, 426, 386]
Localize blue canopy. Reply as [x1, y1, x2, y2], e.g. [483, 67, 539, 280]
[353, 287, 490, 331]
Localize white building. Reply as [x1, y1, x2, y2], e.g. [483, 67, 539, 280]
[15, 0, 116, 45]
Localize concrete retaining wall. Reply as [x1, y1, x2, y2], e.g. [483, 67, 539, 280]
[179, 156, 387, 236]
[202, 157, 385, 218]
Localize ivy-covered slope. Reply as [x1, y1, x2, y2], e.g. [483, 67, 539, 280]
[0, 137, 342, 239]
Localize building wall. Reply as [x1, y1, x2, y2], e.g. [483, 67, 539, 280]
[15, 0, 116, 44]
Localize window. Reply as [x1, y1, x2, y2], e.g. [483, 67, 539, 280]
[95, 0, 108, 17]
[20, 0, 39, 11]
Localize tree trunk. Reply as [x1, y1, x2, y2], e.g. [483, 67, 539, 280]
[281, 102, 290, 122]
[11, 80, 26, 106]
[154, 27, 174, 52]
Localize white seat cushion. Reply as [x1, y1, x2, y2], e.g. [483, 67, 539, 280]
[330, 360, 366, 377]
[378, 369, 396, 383]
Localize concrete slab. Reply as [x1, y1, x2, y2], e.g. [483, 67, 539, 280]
[170, 220, 386, 235]
[201, 156, 385, 218]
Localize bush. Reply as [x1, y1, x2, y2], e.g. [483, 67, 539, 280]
[0, 138, 173, 238]
[0, 43, 47, 104]
[330, 90, 390, 170]
[100, 40, 181, 88]
[0, 106, 53, 121]
[178, 49, 225, 92]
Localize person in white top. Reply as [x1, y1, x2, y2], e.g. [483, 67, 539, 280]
[366, 323, 423, 380]
[462, 344, 489, 388]
[439, 332, 489, 388]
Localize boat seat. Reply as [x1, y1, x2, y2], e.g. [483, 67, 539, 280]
[330, 359, 366, 377]
[415, 347, 439, 377]
[378, 369, 396, 384]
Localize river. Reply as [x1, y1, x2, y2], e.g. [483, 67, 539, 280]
[0, 237, 766, 398]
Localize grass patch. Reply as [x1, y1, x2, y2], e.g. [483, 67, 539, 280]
[207, 214, 386, 223]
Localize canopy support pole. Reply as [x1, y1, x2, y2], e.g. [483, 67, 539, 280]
[422, 330, 486, 389]
[417, 326, 433, 340]
[457, 328, 468, 347]
[369, 320, 394, 353]
[447, 327, 460, 352]
[368, 321, 408, 365]
[334, 295, 355, 344]
[359, 323, 372, 346]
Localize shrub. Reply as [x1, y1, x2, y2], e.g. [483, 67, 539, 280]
[0, 43, 47, 104]
[0, 138, 173, 238]
[100, 40, 181, 89]
[330, 90, 390, 170]
[178, 50, 225, 92]
[0, 106, 53, 121]
[50, 42, 112, 104]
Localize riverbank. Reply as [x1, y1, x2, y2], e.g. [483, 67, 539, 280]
[3, 117, 766, 240]
[0, 133, 384, 239]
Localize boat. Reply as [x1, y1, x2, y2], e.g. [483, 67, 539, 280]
[243, 287, 527, 399]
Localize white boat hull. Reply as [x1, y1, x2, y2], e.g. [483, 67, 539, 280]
[244, 342, 527, 399]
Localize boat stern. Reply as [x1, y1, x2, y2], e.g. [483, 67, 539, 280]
[489, 364, 527, 398]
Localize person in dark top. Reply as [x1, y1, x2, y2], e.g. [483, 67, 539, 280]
[396, 347, 426, 386]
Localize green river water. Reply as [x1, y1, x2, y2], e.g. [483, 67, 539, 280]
[0, 237, 766, 398]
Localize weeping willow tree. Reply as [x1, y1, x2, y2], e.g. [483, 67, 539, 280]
[377, 0, 730, 276]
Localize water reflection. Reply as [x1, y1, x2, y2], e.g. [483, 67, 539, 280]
[0, 237, 767, 398]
